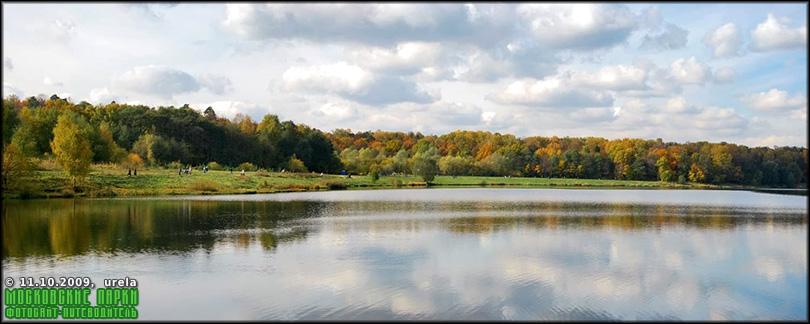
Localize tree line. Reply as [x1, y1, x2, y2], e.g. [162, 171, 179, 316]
[2, 94, 807, 188]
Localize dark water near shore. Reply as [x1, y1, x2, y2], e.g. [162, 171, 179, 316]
[2, 188, 807, 320]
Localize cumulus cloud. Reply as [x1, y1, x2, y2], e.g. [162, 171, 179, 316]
[741, 88, 807, 111]
[489, 76, 613, 108]
[704, 23, 741, 57]
[198, 74, 234, 95]
[568, 64, 648, 91]
[662, 96, 699, 113]
[314, 102, 359, 121]
[569, 107, 617, 122]
[113, 65, 201, 99]
[669, 56, 711, 84]
[350, 42, 444, 75]
[613, 97, 750, 141]
[282, 62, 436, 105]
[465, 43, 562, 81]
[750, 14, 807, 52]
[640, 23, 688, 51]
[110, 65, 232, 99]
[516, 4, 638, 50]
[223, 3, 513, 46]
[692, 106, 749, 130]
[713, 67, 735, 83]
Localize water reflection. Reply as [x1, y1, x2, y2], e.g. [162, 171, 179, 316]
[2, 200, 321, 258]
[2, 189, 807, 320]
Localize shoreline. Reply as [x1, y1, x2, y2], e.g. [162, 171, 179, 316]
[4, 169, 806, 200]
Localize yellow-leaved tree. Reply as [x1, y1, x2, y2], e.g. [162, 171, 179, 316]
[50, 112, 93, 188]
[2, 142, 35, 192]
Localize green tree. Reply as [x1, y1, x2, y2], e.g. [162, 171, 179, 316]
[410, 145, 439, 183]
[93, 122, 126, 163]
[439, 155, 473, 177]
[50, 112, 94, 187]
[2, 96, 21, 147]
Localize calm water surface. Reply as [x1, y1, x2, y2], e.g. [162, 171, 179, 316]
[2, 188, 807, 320]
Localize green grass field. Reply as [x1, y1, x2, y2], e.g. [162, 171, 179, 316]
[3, 164, 747, 199]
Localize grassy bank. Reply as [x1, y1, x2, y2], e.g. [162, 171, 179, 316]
[3, 164, 780, 199]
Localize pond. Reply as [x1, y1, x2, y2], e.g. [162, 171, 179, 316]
[2, 188, 807, 320]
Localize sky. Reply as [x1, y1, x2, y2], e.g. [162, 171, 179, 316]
[2, 3, 807, 147]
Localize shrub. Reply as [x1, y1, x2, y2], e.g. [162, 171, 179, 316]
[167, 161, 183, 170]
[390, 178, 403, 187]
[188, 180, 219, 192]
[369, 164, 380, 182]
[320, 181, 347, 190]
[237, 162, 257, 172]
[286, 156, 308, 173]
[256, 169, 270, 177]
[207, 161, 224, 171]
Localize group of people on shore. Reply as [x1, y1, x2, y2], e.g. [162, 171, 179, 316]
[179, 165, 209, 175]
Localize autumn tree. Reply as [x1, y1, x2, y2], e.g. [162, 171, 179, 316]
[50, 112, 94, 187]
[2, 142, 35, 191]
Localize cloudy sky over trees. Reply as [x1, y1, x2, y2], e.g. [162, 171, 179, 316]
[2, 3, 807, 147]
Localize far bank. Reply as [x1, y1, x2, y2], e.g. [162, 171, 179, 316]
[3, 167, 805, 199]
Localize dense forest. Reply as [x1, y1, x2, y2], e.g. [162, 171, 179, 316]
[2, 94, 808, 188]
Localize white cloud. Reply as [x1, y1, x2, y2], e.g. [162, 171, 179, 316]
[640, 23, 688, 51]
[569, 107, 617, 122]
[742, 88, 807, 111]
[350, 42, 444, 75]
[750, 14, 807, 52]
[669, 57, 710, 84]
[283, 62, 374, 95]
[704, 23, 741, 57]
[51, 19, 76, 42]
[692, 106, 748, 130]
[315, 102, 359, 121]
[516, 4, 638, 50]
[664, 97, 690, 113]
[452, 45, 560, 82]
[42, 76, 63, 87]
[113, 65, 201, 99]
[713, 67, 735, 83]
[198, 74, 234, 95]
[223, 3, 512, 46]
[489, 76, 613, 108]
[123, 3, 179, 20]
[282, 62, 436, 105]
[194, 100, 268, 120]
[88, 87, 119, 104]
[569, 64, 648, 91]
